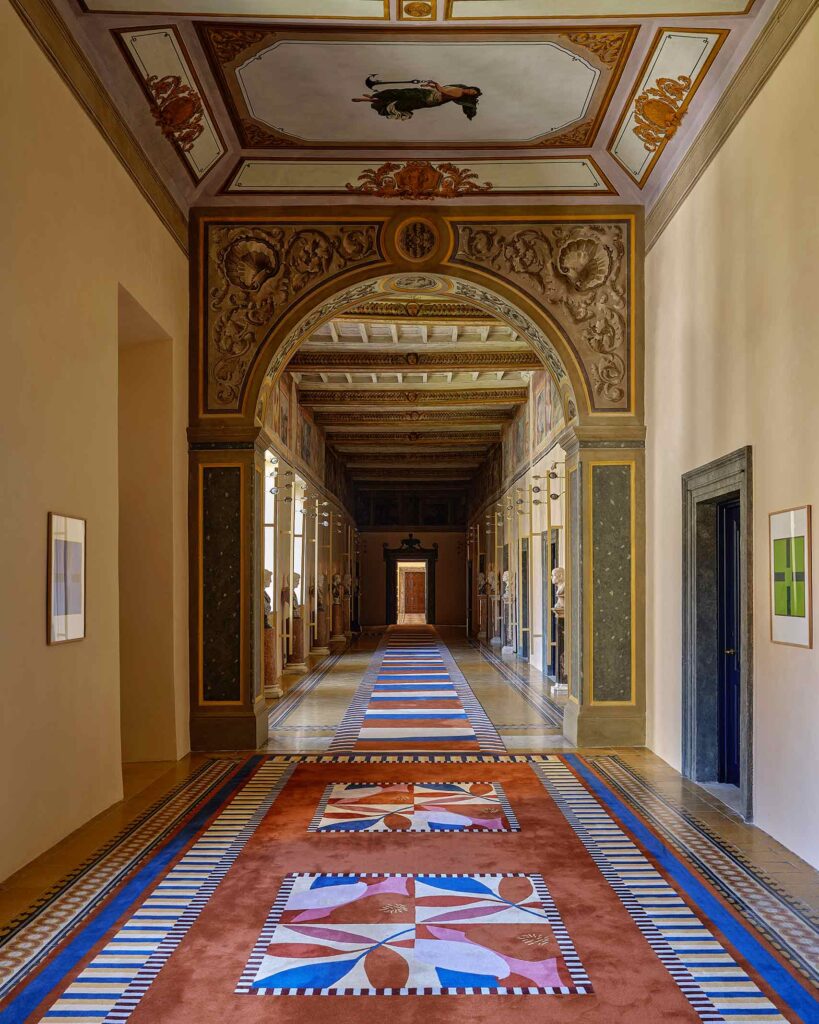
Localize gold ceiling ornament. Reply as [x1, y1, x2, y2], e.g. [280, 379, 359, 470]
[207, 28, 267, 64]
[559, 32, 629, 70]
[241, 120, 289, 148]
[633, 75, 692, 152]
[396, 219, 439, 261]
[146, 75, 204, 153]
[346, 160, 493, 201]
[545, 119, 595, 148]
[402, 0, 433, 15]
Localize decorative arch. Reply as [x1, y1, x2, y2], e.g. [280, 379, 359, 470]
[252, 272, 578, 436]
[187, 204, 646, 755]
[191, 206, 642, 432]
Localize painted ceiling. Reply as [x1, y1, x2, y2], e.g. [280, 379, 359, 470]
[286, 305, 533, 482]
[53, 0, 779, 210]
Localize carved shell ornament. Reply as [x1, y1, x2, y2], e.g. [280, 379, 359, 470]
[555, 237, 613, 292]
[454, 223, 628, 406]
[222, 238, 280, 292]
[207, 224, 378, 406]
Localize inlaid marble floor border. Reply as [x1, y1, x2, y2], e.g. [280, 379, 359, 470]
[0, 759, 239, 998]
[585, 754, 819, 988]
[465, 638, 564, 729]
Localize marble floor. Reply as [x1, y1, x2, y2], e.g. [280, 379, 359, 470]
[1, 631, 817, 1007]
[265, 627, 570, 754]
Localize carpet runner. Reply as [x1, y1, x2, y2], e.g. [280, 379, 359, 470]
[3, 755, 814, 1023]
[329, 627, 505, 753]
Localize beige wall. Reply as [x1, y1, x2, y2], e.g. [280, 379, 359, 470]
[645, 11, 819, 867]
[0, 7, 189, 880]
[359, 533, 466, 626]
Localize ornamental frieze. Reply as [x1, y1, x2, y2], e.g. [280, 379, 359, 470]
[206, 223, 383, 410]
[288, 351, 539, 370]
[451, 221, 631, 411]
[314, 409, 514, 425]
[298, 388, 528, 405]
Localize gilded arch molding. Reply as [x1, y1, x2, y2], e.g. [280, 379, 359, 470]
[191, 206, 643, 429]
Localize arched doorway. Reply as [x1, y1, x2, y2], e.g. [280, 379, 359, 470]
[187, 206, 645, 751]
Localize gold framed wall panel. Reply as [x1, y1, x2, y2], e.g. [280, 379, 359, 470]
[586, 458, 637, 706]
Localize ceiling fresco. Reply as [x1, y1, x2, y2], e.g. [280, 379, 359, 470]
[48, 0, 779, 211]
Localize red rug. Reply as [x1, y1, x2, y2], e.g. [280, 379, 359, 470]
[3, 755, 813, 1024]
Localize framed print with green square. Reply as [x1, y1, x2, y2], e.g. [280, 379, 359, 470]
[47, 513, 87, 644]
[769, 505, 812, 648]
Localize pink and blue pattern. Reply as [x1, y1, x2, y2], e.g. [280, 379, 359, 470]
[237, 873, 590, 996]
[308, 781, 520, 833]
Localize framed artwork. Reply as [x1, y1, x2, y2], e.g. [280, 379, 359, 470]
[769, 505, 812, 648]
[47, 513, 86, 644]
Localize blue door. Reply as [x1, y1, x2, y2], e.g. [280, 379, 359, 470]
[717, 500, 741, 786]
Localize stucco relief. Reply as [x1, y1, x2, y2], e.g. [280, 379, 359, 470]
[452, 221, 631, 411]
[206, 223, 382, 409]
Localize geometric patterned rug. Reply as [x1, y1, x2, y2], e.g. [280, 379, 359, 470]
[1, 754, 816, 1023]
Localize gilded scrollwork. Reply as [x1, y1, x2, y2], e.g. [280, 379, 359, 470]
[206, 224, 381, 408]
[452, 222, 630, 409]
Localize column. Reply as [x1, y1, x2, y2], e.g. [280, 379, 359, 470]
[560, 429, 646, 747]
[188, 433, 269, 751]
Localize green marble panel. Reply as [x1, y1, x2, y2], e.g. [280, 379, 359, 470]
[570, 466, 582, 701]
[592, 464, 633, 702]
[202, 466, 242, 702]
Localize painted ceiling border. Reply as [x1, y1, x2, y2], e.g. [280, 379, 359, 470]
[9, 0, 188, 254]
[645, 0, 818, 251]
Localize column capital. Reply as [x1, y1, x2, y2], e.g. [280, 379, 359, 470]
[557, 423, 646, 460]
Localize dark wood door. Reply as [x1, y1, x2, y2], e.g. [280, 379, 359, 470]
[404, 572, 426, 613]
[717, 499, 741, 786]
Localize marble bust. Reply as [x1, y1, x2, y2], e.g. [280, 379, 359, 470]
[551, 566, 566, 611]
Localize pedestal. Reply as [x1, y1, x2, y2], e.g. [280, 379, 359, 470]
[286, 614, 309, 673]
[343, 600, 352, 639]
[263, 628, 283, 698]
[311, 607, 331, 655]
[330, 603, 345, 643]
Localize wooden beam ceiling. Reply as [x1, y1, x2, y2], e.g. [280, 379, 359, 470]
[288, 351, 539, 372]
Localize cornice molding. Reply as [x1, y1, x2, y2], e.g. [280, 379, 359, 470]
[10, 0, 188, 253]
[646, 0, 818, 251]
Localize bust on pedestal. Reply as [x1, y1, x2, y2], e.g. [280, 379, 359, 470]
[551, 566, 568, 693]
[501, 569, 516, 655]
[286, 572, 309, 673]
[311, 572, 331, 654]
[263, 569, 283, 698]
[330, 572, 345, 643]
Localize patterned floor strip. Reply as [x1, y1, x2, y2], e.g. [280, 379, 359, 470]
[466, 638, 564, 729]
[586, 754, 819, 988]
[329, 629, 505, 753]
[267, 647, 347, 729]
[33, 760, 295, 1024]
[534, 756, 794, 1023]
[0, 759, 238, 999]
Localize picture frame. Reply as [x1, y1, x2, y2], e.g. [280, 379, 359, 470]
[769, 505, 812, 649]
[47, 513, 87, 645]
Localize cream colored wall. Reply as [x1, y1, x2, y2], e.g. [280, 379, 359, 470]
[645, 10, 819, 867]
[359, 533, 466, 626]
[0, 7, 189, 880]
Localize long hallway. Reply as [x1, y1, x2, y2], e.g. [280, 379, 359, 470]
[266, 628, 570, 755]
[1, 633, 816, 1023]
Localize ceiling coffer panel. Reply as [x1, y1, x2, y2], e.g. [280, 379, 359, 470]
[196, 26, 638, 152]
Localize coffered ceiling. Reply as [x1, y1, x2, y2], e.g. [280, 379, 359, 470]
[46, 0, 780, 214]
[286, 306, 527, 483]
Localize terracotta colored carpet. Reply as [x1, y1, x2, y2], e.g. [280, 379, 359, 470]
[2, 755, 815, 1024]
